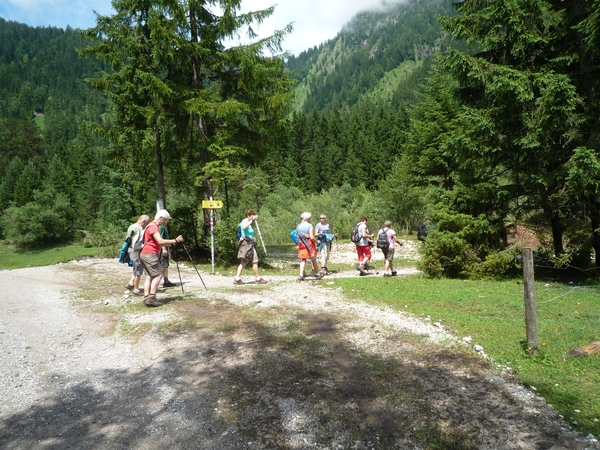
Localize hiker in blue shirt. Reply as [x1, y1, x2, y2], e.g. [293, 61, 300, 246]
[315, 214, 337, 274]
[234, 209, 268, 285]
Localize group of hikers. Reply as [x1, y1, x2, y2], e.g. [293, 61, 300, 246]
[234, 210, 406, 283]
[123, 208, 421, 305]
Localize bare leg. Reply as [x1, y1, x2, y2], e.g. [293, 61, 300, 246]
[252, 262, 260, 278]
[236, 260, 247, 278]
[299, 259, 306, 277]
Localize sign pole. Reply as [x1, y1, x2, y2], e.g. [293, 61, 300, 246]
[201, 199, 223, 275]
[210, 197, 215, 274]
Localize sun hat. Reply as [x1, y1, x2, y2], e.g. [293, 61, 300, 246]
[155, 209, 172, 220]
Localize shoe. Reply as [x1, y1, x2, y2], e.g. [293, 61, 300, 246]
[357, 265, 367, 275]
[233, 278, 244, 285]
[383, 272, 392, 277]
[322, 266, 329, 274]
[391, 271, 397, 276]
[297, 276, 305, 281]
[144, 294, 163, 307]
[309, 270, 318, 277]
[255, 278, 268, 284]
[132, 289, 143, 296]
[163, 281, 177, 288]
[316, 272, 324, 279]
[125, 284, 134, 291]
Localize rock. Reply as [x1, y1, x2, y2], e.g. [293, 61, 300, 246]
[565, 341, 600, 359]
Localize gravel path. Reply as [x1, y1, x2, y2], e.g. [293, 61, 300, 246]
[1, 257, 598, 450]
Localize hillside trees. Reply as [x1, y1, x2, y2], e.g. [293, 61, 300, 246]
[411, 0, 600, 274]
[80, 0, 294, 242]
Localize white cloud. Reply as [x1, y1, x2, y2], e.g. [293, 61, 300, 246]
[0, 0, 395, 55]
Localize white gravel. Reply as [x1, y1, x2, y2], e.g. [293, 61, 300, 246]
[1, 257, 598, 450]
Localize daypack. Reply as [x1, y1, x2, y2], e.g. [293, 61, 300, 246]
[376, 228, 389, 249]
[350, 223, 362, 243]
[417, 223, 428, 241]
[237, 224, 242, 241]
[290, 229, 299, 244]
[118, 230, 134, 266]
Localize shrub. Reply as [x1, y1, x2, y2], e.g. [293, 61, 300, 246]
[1, 190, 73, 248]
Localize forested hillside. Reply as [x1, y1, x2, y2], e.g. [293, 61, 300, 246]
[287, 0, 456, 112]
[1, 0, 599, 279]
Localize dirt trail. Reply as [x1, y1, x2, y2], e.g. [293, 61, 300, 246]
[0, 256, 598, 450]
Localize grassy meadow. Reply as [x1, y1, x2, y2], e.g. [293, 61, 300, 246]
[2, 240, 598, 438]
[334, 274, 600, 437]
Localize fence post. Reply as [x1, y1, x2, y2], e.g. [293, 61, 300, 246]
[522, 247, 538, 356]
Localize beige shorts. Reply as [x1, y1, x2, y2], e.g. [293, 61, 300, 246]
[140, 253, 162, 277]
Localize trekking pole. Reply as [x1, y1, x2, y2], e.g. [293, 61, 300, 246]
[181, 243, 207, 290]
[254, 220, 268, 256]
[336, 236, 340, 272]
[174, 252, 184, 294]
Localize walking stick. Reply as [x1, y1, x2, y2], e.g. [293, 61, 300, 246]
[336, 236, 340, 273]
[181, 243, 207, 290]
[174, 254, 184, 294]
[254, 220, 268, 256]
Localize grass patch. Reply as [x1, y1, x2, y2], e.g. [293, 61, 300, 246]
[334, 275, 600, 437]
[0, 241, 104, 270]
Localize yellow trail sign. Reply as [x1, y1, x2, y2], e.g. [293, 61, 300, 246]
[202, 200, 223, 209]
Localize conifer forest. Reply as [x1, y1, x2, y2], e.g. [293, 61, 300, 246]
[1, 0, 599, 277]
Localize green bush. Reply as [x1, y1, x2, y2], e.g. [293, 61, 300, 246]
[417, 231, 476, 277]
[1, 190, 73, 248]
[470, 246, 523, 279]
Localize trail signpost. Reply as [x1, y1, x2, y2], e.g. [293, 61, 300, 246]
[202, 199, 223, 273]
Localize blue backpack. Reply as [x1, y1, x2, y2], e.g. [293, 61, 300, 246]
[290, 229, 298, 244]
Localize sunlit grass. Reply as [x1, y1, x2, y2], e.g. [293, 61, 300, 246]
[0, 241, 103, 270]
[334, 274, 600, 437]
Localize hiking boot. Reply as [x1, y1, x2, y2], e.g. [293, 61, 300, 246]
[322, 266, 329, 274]
[391, 271, 397, 276]
[315, 272, 324, 280]
[163, 281, 177, 288]
[383, 272, 392, 277]
[125, 284, 134, 291]
[297, 276, 305, 281]
[132, 289, 143, 296]
[255, 278, 268, 284]
[357, 265, 367, 275]
[233, 278, 244, 285]
[309, 270, 319, 277]
[144, 294, 163, 307]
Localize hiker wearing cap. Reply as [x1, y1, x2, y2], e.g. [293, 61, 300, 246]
[297, 212, 323, 281]
[378, 220, 403, 277]
[233, 209, 268, 285]
[139, 209, 183, 307]
[315, 214, 337, 274]
[356, 216, 374, 276]
[125, 214, 150, 296]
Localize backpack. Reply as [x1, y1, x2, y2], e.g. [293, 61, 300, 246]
[376, 228, 389, 249]
[350, 223, 362, 243]
[237, 224, 242, 241]
[417, 223, 428, 241]
[290, 229, 298, 244]
[118, 230, 135, 266]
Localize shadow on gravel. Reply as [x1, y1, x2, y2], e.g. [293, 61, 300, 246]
[0, 297, 582, 450]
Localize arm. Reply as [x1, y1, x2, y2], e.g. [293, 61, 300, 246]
[152, 231, 183, 247]
[241, 216, 257, 230]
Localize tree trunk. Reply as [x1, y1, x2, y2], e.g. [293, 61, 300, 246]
[550, 210, 563, 256]
[155, 129, 166, 209]
[592, 211, 600, 268]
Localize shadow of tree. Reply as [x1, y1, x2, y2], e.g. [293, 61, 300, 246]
[0, 296, 579, 450]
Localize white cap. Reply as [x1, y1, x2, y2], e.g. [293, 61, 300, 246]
[155, 209, 172, 220]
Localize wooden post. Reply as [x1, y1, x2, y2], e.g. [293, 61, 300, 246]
[522, 248, 538, 356]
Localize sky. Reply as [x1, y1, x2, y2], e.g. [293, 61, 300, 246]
[0, 0, 393, 56]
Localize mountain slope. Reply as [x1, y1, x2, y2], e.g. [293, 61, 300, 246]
[287, 0, 456, 112]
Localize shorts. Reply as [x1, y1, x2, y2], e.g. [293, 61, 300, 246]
[140, 253, 162, 277]
[128, 248, 143, 276]
[382, 247, 395, 262]
[356, 245, 372, 262]
[298, 240, 317, 260]
[159, 249, 169, 268]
